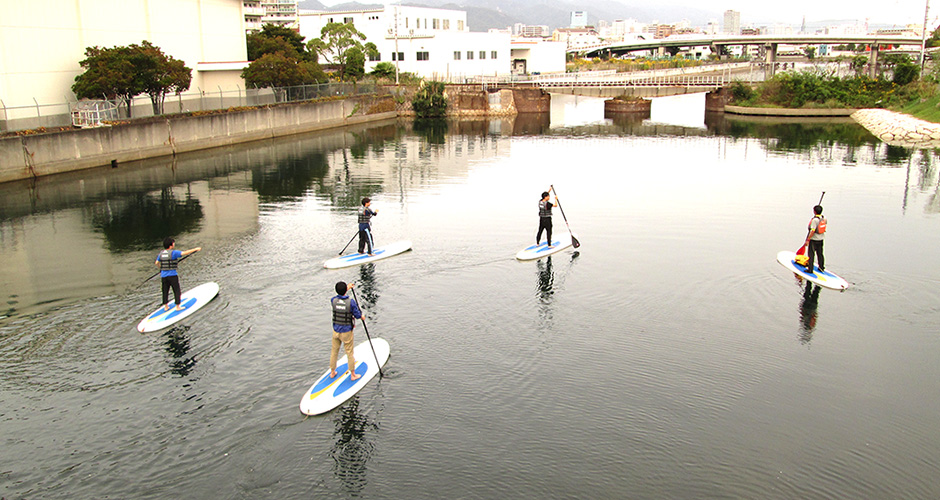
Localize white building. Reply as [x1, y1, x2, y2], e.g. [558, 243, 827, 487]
[0, 0, 249, 130]
[510, 39, 567, 75]
[723, 10, 741, 35]
[261, 0, 299, 30]
[570, 11, 588, 28]
[244, 1, 264, 32]
[299, 6, 511, 81]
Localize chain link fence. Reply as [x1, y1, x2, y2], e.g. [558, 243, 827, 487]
[1, 82, 380, 134]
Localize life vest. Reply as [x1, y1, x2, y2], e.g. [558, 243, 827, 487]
[331, 296, 355, 326]
[158, 249, 178, 271]
[538, 200, 553, 218]
[809, 215, 827, 235]
[358, 208, 373, 225]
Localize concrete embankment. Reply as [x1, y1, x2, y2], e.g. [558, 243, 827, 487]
[0, 95, 396, 184]
[851, 109, 940, 148]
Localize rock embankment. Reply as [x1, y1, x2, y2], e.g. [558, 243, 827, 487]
[852, 109, 940, 148]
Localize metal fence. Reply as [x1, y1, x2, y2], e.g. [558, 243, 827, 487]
[0, 82, 379, 134]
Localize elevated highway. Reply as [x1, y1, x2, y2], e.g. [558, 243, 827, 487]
[580, 34, 923, 78]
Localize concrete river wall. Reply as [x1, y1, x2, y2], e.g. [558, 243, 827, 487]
[0, 95, 396, 184]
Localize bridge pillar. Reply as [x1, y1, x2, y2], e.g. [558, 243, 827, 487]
[764, 43, 778, 79]
[869, 45, 880, 78]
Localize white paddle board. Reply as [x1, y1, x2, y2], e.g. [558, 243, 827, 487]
[137, 282, 220, 333]
[324, 240, 412, 269]
[300, 337, 390, 415]
[776, 251, 849, 290]
[516, 233, 577, 261]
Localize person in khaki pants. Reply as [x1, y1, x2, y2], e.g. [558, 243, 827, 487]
[330, 281, 362, 381]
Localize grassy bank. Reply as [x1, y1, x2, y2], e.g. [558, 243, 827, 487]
[729, 72, 940, 122]
[901, 94, 940, 123]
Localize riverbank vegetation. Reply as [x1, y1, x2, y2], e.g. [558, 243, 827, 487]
[728, 54, 940, 121]
[567, 55, 708, 73]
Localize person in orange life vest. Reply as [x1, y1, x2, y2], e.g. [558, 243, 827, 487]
[155, 237, 202, 311]
[330, 281, 362, 381]
[804, 205, 826, 273]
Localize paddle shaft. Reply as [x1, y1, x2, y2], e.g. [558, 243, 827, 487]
[549, 185, 580, 248]
[138, 253, 194, 288]
[339, 231, 358, 255]
[797, 191, 826, 255]
[351, 288, 384, 379]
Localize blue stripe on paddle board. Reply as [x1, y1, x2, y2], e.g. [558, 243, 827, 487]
[146, 297, 197, 321]
[333, 362, 369, 396]
[790, 259, 834, 278]
[162, 298, 198, 320]
[309, 362, 349, 396]
[340, 249, 387, 262]
[523, 241, 561, 252]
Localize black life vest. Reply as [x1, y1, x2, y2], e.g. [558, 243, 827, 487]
[331, 296, 355, 326]
[158, 249, 178, 271]
[539, 200, 553, 218]
[358, 208, 373, 225]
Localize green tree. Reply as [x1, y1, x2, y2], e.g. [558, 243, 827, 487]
[132, 41, 192, 115]
[72, 45, 140, 117]
[850, 55, 868, 76]
[242, 52, 320, 89]
[308, 22, 369, 81]
[803, 46, 816, 59]
[412, 81, 447, 118]
[927, 24, 940, 48]
[72, 41, 192, 117]
[343, 46, 365, 80]
[248, 24, 309, 61]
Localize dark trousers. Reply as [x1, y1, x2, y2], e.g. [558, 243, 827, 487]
[537, 217, 553, 245]
[161, 275, 182, 306]
[358, 227, 374, 254]
[807, 239, 825, 272]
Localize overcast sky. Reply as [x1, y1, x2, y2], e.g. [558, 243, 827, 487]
[316, 0, 933, 27]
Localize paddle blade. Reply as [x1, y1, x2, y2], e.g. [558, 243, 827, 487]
[796, 244, 806, 256]
[571, 235, 581, 248]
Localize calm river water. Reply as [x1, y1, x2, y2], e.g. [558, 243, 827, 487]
[2, 94, 940, 499]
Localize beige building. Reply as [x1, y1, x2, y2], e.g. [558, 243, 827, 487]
[0, 0, 249, 131]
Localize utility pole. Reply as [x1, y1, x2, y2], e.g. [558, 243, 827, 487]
[921, 0, 931, 72]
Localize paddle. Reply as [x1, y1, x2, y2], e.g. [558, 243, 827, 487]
[350, 287, 384, 379]
[339, 231, 359, 255]
[137, 253, 194, 289]
[549, 184, 580, 248]
[796, 191, 826, 256]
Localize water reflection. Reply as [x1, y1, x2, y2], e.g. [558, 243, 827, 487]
[330, 397, 378, 497]
[536, 257, 554, 303]
[356, 263, 380, 310]
[798, 282, 822, 344]
[163, 325, 197, 377]
[412, 118, 448, 145]
[251, 152, 329, 203]
[90, 188, 204, 253]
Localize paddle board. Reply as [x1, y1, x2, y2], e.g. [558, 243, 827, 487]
[300, 337, 390, 416]
[324, 240, 412, 269]
[776, 251, 849, 290]
[137, 282, 220, 333]
[516, 233, 577, 261]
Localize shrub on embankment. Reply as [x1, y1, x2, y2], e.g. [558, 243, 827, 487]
[729, 71, 939, 115]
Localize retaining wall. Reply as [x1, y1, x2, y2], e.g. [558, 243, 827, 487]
[852, 108, 940, 148]
[0, 95, 395, 184]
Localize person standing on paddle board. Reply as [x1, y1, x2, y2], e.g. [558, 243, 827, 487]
[804, 205, 826, 273]
[330, 281, 362, 381]
[358, 198, 379, 256]
[155, 237, 201, 311]
[537, 190, 557, 248]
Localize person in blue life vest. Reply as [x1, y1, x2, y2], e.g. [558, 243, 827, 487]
[537, 189, 557, 248]
[358, 197, 379, 256]
[804, 205, 826, 273]
[330, 281, 362, 381]
[155, 237, 202, 311]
